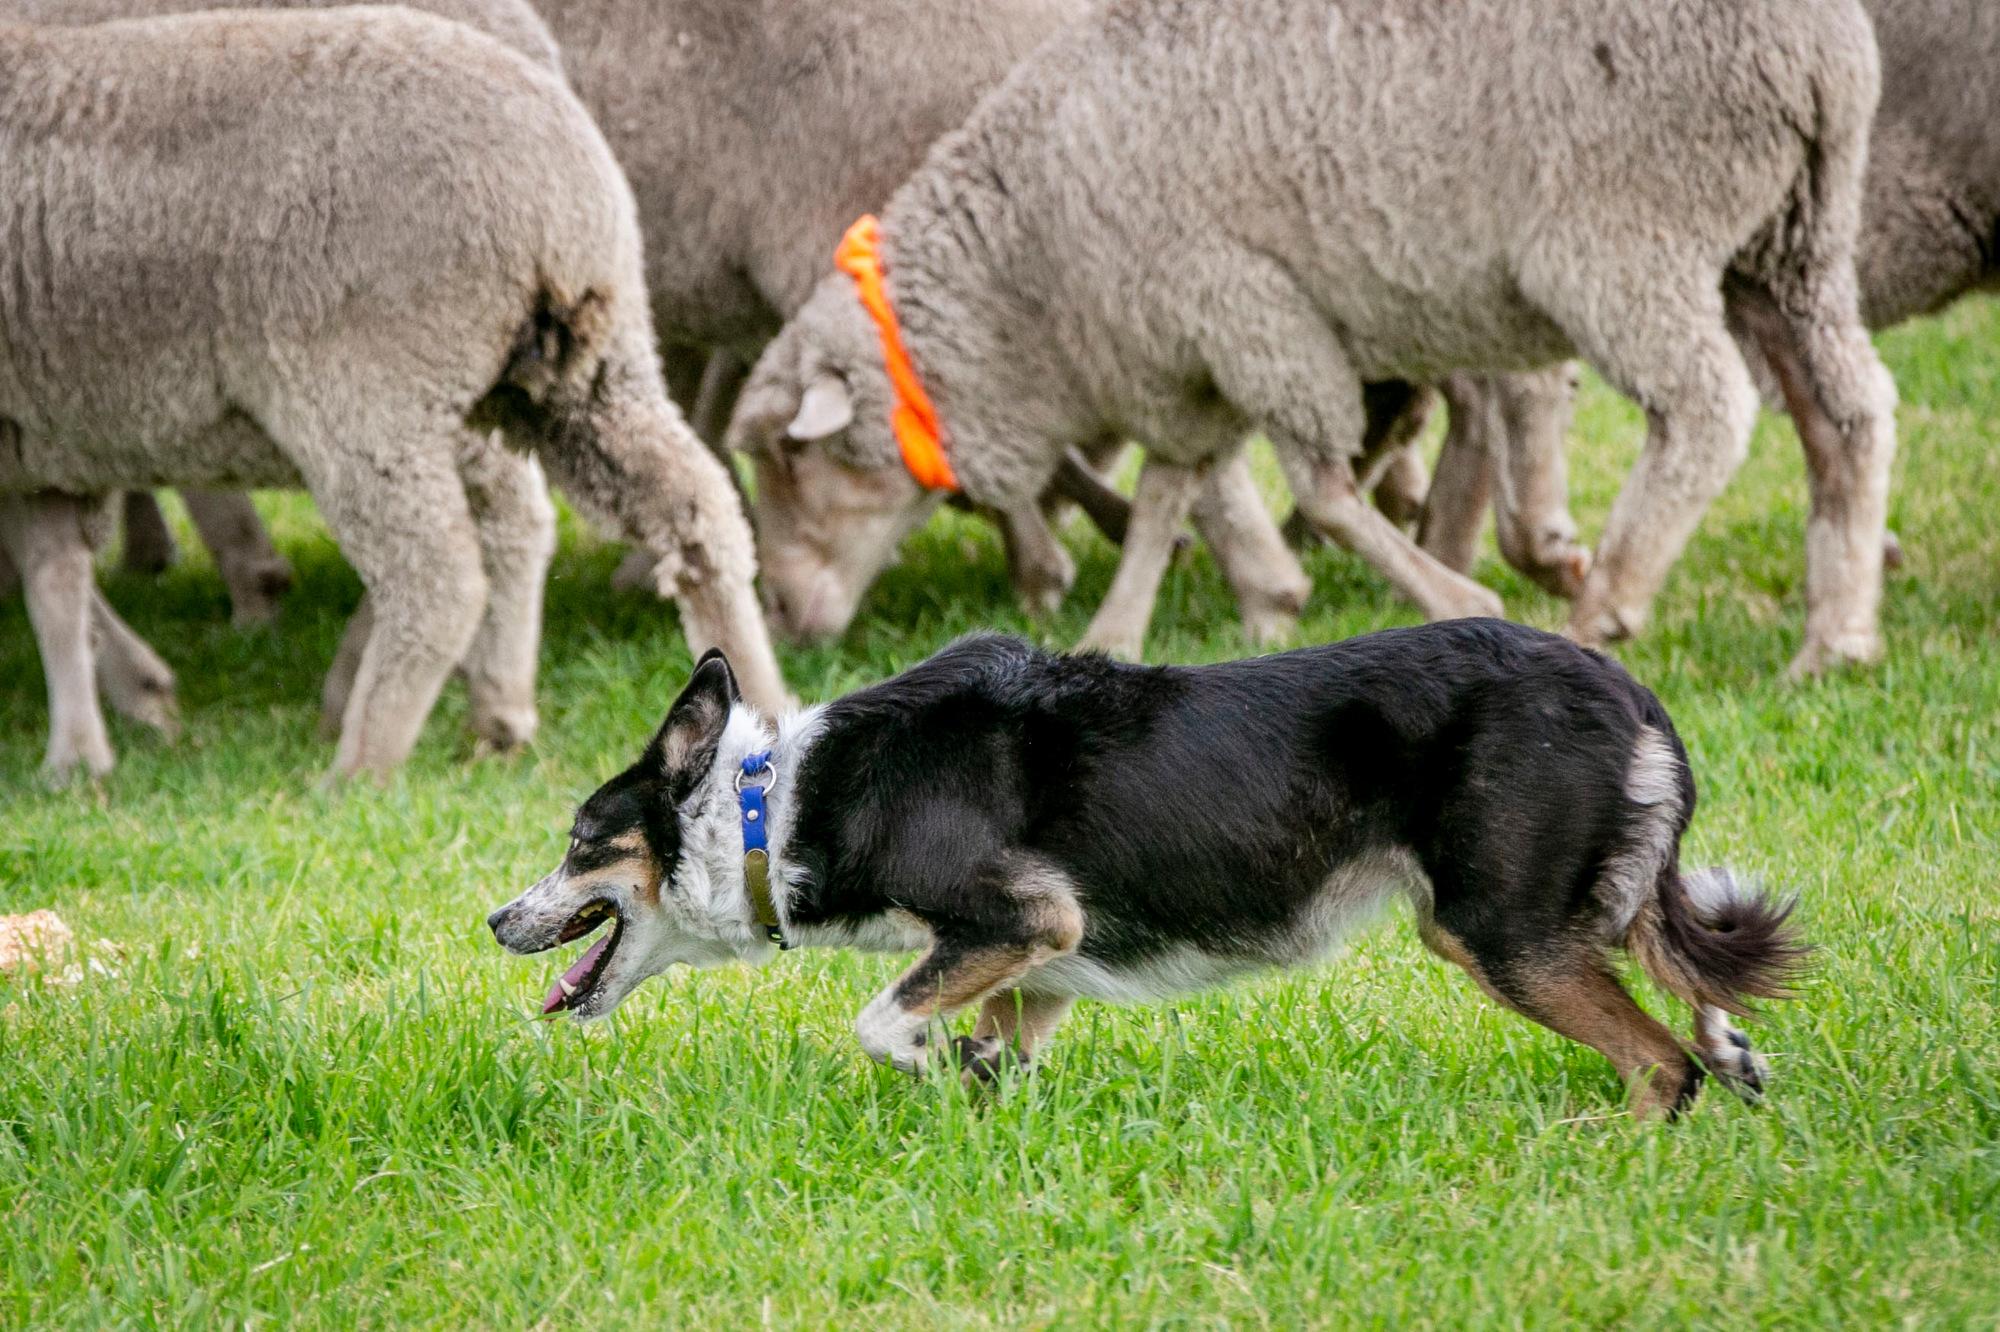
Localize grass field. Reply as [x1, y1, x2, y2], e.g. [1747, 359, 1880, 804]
[3, 300, 1997, 1329]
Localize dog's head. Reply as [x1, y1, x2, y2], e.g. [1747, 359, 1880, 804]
[486, 650, 754, 1019]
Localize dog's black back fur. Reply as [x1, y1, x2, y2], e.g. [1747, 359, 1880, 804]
[783, 620, 1686, 968]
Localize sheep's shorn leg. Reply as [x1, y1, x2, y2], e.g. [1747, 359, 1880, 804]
[1198, 269, 1502, 621]
[319, 594, 374, 741]
[1418, 377, 1496, 574]
[90, 592, 178, 740]
[1486, 368, 1590, 600]
[280, 403, 487, 778]
[854, 854, 1083, 1076]
[1076, 458, 1204, 659]
[1189, 453, 1310, 647]
[1533, 252, 1759, 647]
[119, 491, 178, 574]
[0, 492, 115, 782]
[182, 490, 292, 628]
[995, 502, 1076, 617]
[454, 434, 555, 753]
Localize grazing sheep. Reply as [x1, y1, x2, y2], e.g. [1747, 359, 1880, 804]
[730, 0, 1897, 669]
[4, 0, 566, 630]
[0, 7, 785, 780]
[535, 0, 1312, 641]
[1427, 0, 1996, 615]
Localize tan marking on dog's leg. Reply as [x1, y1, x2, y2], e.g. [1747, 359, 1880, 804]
[856, 859, 1084, 1075]
[972, 989, 1076, 1061]
[1423, 924, 1697, 1120]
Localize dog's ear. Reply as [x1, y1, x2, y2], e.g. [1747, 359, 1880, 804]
[647, 650, 740, 804]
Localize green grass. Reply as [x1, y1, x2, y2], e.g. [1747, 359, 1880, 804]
[3, 300, 1998, 1330]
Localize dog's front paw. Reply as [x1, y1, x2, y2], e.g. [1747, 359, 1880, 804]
[949, 1034, 1020, 1087]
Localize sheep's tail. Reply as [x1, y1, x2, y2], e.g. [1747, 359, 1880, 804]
[1629, 866, 1808, 1017]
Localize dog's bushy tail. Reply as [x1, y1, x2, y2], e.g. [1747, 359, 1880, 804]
[1630, 867, 1807, 1016]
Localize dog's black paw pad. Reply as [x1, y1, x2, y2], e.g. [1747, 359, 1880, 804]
[1703, 1034, 1770, 1103]
[950, 1035, 1017, 1085]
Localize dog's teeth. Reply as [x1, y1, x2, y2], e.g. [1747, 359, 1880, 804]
[559, 979, 577, 996]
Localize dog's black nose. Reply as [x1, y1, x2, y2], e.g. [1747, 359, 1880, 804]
[485, 905, 514, 937]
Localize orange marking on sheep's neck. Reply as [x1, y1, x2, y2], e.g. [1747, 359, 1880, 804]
[835, 216, 960, 493]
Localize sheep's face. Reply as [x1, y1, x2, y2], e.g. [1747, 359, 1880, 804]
[729, 284, 937, 643]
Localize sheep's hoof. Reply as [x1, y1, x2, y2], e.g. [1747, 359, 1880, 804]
[42, 744, 114, 789]
[1882, 530, 1905, 572]
[1240, 605, 1301, 649]
[1442, 585, 1506, 623]
[227, 562, 294, 629]
[609, 549, 659, 594]
[469, 706, 538, 758]
[1786, 633, 1883, 682]
[1075, 625, 1145, 661]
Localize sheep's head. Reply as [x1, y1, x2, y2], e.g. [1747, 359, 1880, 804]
[729, 278, 940, 643]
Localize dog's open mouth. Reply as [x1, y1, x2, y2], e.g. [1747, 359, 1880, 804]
[542, 900, 623, 1016]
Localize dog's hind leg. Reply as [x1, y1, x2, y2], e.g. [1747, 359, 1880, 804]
[1694, 1004, 1768, 1103]
[854, 854, 1084, 1076]
[1421, 923, 1700, 1120]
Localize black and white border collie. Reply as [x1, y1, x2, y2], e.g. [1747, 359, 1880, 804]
[488, 621, 1801, 1119]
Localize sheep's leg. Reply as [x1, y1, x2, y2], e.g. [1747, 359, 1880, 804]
[995, 502, 1075, 617]
[1732, 287, 1898, 678]
[0, 493, 115, 783]
[689, 351, 749, 452]
[182, 489, 292, 628]
[90, 592, 179, 740]
[1283, 381, 1434, 548]
[1199, 289, 1501, 620]
[1369, 445, 1429, 528]
[1418, 377, 1496, 574]
[120, 491, 179, 574]
[1076, 458, 1204, 660]
[1049, 448, 1133, 545]
[1188, 453, 1310, 647]
[319, 593, 373, 740]
[1535, 260, 1757, 647]
[1484, 368, 1591, 599]
[278, 402, 487, 777]
[455, 432, 555, 754]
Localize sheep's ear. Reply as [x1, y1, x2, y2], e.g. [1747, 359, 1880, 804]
[786, 372, 854, 442]
[646, 650, 739, 803]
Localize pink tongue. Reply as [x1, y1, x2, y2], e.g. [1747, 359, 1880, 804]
[542, 934, 611, 1015]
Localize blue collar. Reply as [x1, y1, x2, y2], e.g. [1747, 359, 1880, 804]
[737, 751, 789, 949]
